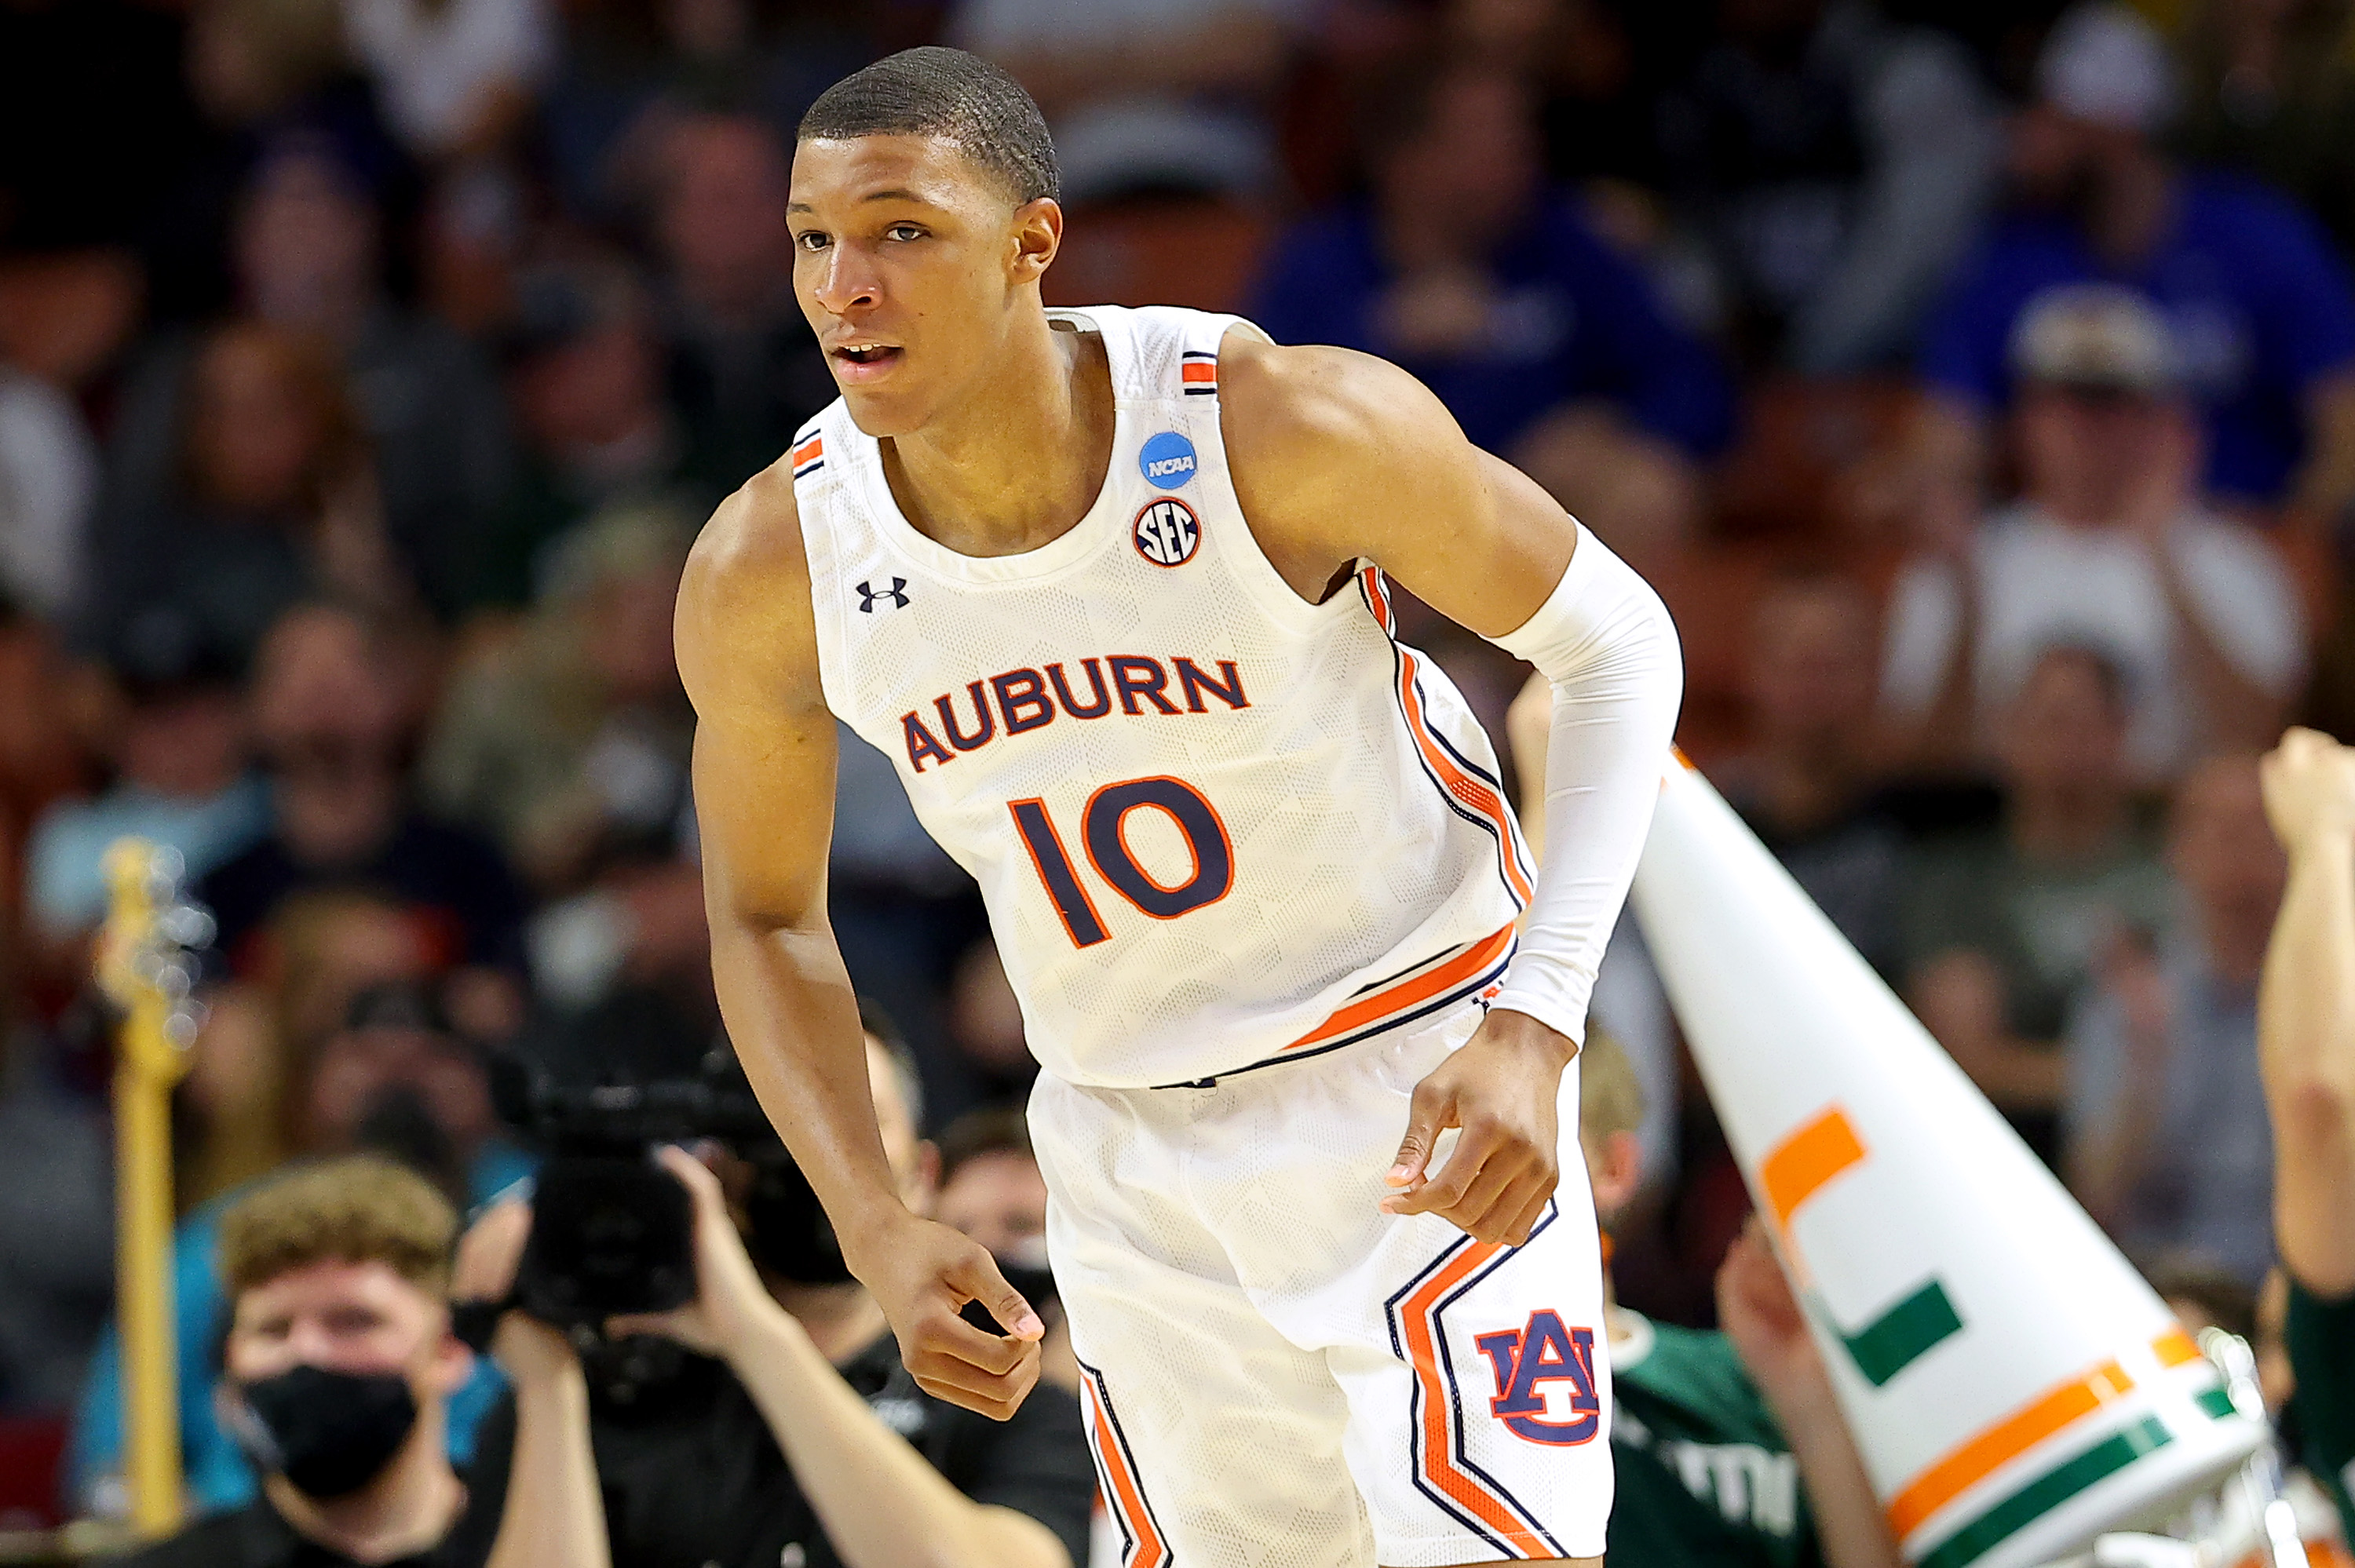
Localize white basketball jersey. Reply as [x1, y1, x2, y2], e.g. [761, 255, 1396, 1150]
[797, 304, 1530, 1088]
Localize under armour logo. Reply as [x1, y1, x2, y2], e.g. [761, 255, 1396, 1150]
[857, 578, 909, 613]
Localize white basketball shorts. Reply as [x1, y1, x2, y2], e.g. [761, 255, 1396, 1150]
[1031, 1002, 1613, 1567]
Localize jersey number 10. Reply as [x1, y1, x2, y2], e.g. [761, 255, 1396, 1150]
[1009, 777, 1234, 947]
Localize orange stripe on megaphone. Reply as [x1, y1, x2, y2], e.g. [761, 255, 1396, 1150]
[2151, 1328, 2202, 1368]
[1760, 1107, 1868, 1228]
[1886, 1358, 2136, 1541]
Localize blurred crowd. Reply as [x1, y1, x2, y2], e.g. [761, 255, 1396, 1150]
[3, 0, 2355, 1548]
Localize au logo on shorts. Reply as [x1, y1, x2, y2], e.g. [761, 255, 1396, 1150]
[1138, 430, 1198, 487]
[1475, 1311, 1601, 1446]
[1134, 498, 1200, 567]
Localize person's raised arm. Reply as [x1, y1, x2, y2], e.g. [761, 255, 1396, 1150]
[2257, 727, 2355, 1297]
[678, 474, 1044, 1417]
[1221, 337, 1681, 1247]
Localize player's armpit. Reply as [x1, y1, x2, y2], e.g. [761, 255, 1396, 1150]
[1217, 334, 1578, 636]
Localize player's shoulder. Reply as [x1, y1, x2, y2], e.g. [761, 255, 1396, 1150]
[1214, 333, 1477, 517]
[674, 458, 823, 705]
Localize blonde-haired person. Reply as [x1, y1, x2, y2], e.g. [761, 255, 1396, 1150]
[1577, 1028, 1903, 1568]
[108, 1155, 483, 1567]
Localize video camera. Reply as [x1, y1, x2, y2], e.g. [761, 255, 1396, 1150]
[490, 1037, 853, 1334]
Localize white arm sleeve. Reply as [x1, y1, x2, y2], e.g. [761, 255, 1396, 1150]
[1483, 526, 1683, 1046]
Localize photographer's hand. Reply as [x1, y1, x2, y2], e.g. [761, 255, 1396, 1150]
[455, 1202, 612, 1568]
[606, 1146, 787, 1357]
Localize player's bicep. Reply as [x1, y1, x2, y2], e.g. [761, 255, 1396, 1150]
[691, 706, 838, 932]
[1229, 343, 1575, 638]
[1375, 448, 1579, 642]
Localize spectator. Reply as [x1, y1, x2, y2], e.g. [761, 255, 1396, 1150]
[1654, 0, 2001, 371]
[107, 1156, 487, 1567]
[1252, 61, 1733, 561]
[338, 0, 553, 164]
[2251, 727, 2355, 1544]
[951, 3, 1302, 201]
[1904, 645, 2174, 1162]
[425, 501, 695, 893]
[647, 111, 836, 491]
[2169, 0, 2355, 270]
[100, 140, 514, 621]
[200, 601, 529, 979]
[1916, 2, 2355, 514]
[1884, 285, 2306, 779]
[80, 321, 416, 673]
[75, 972, 532, 1515]
[1581, 1027, 1901, 1568]
[931, 937, 1038, 1129]
[0, 362, 96, 621]
[1712, 572, 1906, 977]
[447, 1024, 1095, 1568]
[473, 262, 719, 612]
[0, 1009, 112, 1417]
[2066, 753, 2284, 1284]
[22, 618, 265, 957]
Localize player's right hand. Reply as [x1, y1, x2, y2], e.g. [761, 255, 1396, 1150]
[855, 1212, 1046, 1420]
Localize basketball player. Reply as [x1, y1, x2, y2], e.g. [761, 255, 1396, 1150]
[678, 48, 1681, 1568]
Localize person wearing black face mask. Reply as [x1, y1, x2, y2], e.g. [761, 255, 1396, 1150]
[442, 1023, 1096, 1568]
[111, 1155, 485, 1568]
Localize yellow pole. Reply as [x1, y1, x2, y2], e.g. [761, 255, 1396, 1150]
[99, 841, 194, 1539]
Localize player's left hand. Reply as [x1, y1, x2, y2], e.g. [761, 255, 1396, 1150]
[1382, 1008, 1575, 1245]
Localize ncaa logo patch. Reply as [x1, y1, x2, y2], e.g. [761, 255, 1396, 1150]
[1133, 497, 1200, 567]
[1137, 431, 1198, 487]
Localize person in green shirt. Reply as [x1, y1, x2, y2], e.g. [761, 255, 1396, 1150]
[1575, 1029, 1902, 1568]
[2255, 727, 2355, 1544]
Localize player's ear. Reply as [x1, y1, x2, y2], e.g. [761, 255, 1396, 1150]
[1009, 196, 1061, 287]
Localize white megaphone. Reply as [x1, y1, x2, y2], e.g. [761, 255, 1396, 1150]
[1629, 757, 2266, 1568]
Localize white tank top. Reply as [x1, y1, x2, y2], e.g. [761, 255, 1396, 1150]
[797, 304, 1528, 1088]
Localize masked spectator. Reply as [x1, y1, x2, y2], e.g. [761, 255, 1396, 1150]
[1253, 60, 1732, 562]
[1883, 285, 2305, 779]
[2253, 727, 2355, 1544]
[1713, 572, 1905, 977]
[75, 970, 532, 1516]
[447, 1021, 1095, 1568]
[949, 3, 1301, 201]
[1577, 1027, 1901, 1568]
[1655, 0, 2000, 371]
[1916, 2, 2355, 514]
[933, 1107, 1075, 1394]
[646, 111, 836, 491]
[100, 140, 514, 621]
[1904, 644, 2174, 1162]
[106, 1155, 487, 1567]
[2066, 753, 2284, 1284]
[200, 601, 528, 981]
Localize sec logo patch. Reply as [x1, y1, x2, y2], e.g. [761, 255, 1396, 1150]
[1138, 430, 1198, 487]
[1133, 497, 1200, 567]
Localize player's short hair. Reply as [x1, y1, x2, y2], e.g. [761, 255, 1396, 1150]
[798, 47, 1059, 206]
[935, 1105, 1035, 1189]
[1578, 1026, 1645, 1145]
[219, 1154, 458, 1303]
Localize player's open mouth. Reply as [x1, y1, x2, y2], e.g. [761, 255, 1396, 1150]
[831, 342, 904, 381]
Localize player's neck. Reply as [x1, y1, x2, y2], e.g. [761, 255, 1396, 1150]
[880, 314, 1115, 559]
